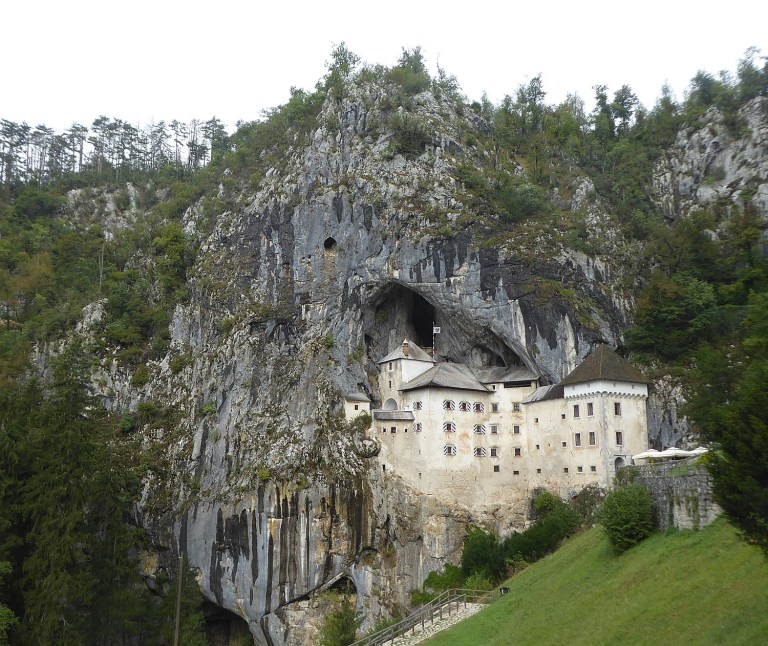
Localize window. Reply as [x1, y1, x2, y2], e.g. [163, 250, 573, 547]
[590, 465, 597, 472]
[473, 402, 485, 413]
[577, 466, 583, 473]
[513, 403, 521, 412]
[514, 447, 522, 458]
[444, 445, 456, 456]
[412, 401, 423, 411]
[388, 362, 393, 371]
[535, 444, 540, 450]
[459, 401, 471, 412]
[493, 465, 500, 472]
[589, 431, 596, 446]
[513, 470, 520, 475]
[443, 421, 456, 433]
[473, 424, 486, 434]
[562, 441, 567, 448]
[513, 425, 520, 434]
[573, 404, 580, 418]
[564, 467, 569, 474]
[490, 424, 498, 435]
[354, 404, 359, 411]
[381, 427, 386, 433]
[575, 433, 582, 447]
[534, 417, 539, 423]
[443, 400, 455, 411]
[614, 402, 622, 416]
[615, 431, 623, 446]
[587, 402, 594, 416]
[388, 381, 392, 388]
[536, 468, 541, 474]
[490, 447, 498, 457]
[473, 447, 487, 457]
[491, 403, 499, 413]
[561, 413, 566, 420]
[415, 422, 423, 432]
[390, 427, 396, 433]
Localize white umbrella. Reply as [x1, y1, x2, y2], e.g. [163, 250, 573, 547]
[632, 449, 661, 461]
[657, 447, 693, 459]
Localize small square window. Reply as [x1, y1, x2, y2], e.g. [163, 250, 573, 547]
[514, 447, 522, 457]
[391, 427, 396, 433]
[493, 465, 500, 473]
[513, 403, 521, 412]
[535, 444, 540, 450]
[490, 447, 498, 457]
[354, 404, 359, 410]
[534, 417, 539, 423]
[590, 465, 597, 472]
[491, 403, 499, 413]
[513, 470, 520, 475]
[561, 413, 566, 420]
[564, 467, 569, 474]
[562, 441, 567, 448]
[577, 466, 583, 473]
[513, 425, 520, 434]
[536, 468, 541, 474]
[490, 424, 498, 435]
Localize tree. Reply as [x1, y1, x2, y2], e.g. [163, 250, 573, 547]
[686, 292, 768, 554]
[0, 562, 18, 645]
[318, 595, 359, 646]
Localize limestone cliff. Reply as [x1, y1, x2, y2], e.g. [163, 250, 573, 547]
[77, 81, 664, 644]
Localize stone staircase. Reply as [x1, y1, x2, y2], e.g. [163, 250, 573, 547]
[351, 589, 491, 646]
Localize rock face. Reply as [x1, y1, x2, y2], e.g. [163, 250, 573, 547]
[87, 83, 656, 644]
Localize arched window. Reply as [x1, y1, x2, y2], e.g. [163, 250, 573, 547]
[443, 421, 456, 433]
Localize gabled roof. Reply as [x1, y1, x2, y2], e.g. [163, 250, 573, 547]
[472, 365, 540, 384]
[401, 362, 490, 393]
[523, 384, 564, 403]
[559, 344, 649, 386]
[378, 339, 434, 364]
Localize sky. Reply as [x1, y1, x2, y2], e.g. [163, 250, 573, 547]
[3, 0, 767, 134]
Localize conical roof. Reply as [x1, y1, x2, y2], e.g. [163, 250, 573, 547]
[559, 345, 649, 386]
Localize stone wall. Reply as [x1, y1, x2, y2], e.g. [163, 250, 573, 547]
[622, 462, 721, 531]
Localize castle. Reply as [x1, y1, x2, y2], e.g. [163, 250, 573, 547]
[346, 340, 650, 509]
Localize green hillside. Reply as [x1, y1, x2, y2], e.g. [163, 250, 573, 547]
[424, 519, 768, 646]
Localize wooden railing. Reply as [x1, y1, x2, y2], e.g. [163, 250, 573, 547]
[351, 588, 492, 646]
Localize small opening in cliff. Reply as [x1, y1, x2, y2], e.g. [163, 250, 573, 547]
[327, 574, 357, 594]
[324, 237, 337, 251]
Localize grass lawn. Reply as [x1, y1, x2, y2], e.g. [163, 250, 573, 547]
[423, 519, 768, 645]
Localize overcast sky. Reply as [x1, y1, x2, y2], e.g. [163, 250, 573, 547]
[4, 0, 767, 134]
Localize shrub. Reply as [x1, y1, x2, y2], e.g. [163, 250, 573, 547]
[169, 353, 192, 374]
[201, 402, 216, 416]
[461, 526, 505, 581]
[599, 484, 654, 554]
[130, 364, 150, 386]
[464, 572, 493, 591]
[318, 595, 359, 646]
[423, 563, 466, 594]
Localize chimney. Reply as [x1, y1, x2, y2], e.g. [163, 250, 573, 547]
[402, 340, 409, 357]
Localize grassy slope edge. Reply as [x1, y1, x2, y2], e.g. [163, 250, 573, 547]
[424, 519, 768, 646]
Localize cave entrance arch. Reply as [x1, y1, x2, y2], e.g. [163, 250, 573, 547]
[371, 284, 436, 350]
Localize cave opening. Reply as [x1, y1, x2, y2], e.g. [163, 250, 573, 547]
[327, 574, 357, 594]
[371, 284, 436, 351]
[202, 599, 252, 644]
[323, 237, 337, 251]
